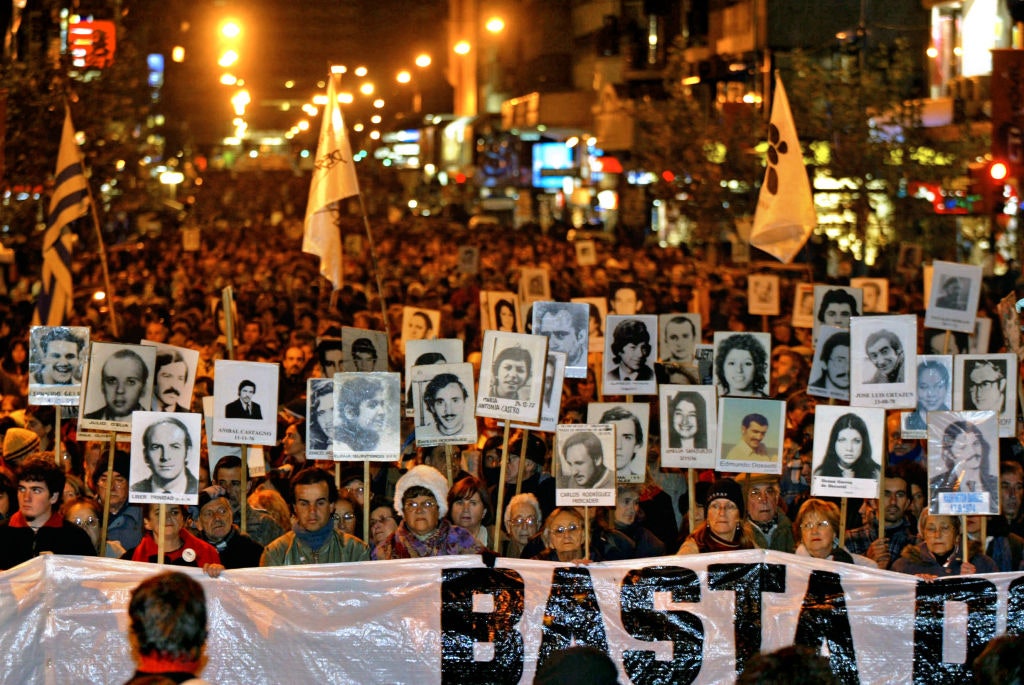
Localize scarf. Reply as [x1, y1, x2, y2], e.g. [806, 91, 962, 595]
[293, 521, 335, 552]
[9, 511, 63, 529]
[388, 519, 463, 558]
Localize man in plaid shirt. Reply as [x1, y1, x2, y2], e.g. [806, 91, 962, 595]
[844, 468, 917, 569]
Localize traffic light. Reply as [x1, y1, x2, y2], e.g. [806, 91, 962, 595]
[990, 160, 1009, 214]
[966, 160, 1010, 214]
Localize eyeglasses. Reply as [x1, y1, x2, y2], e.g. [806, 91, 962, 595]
[334, 512, 356, 522]
[551, 524, 580, 536]
[800, 520, 831, 531]
[510, 516, 537, 526]
[71, 516, 99, 528]
[404, 500, 437, 511]
[345, 486, 365, 495]
[200, 506, 231, 519]
[924, 525, 955, 535]
[749, 488, 779, 500]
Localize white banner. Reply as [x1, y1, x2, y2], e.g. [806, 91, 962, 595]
[5, 552, 1023, 684]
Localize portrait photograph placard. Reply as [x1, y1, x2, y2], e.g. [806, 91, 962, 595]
[341, 327, 389, 372]
[849, 314, 918, 409]
[571, 296, 607, 353]
[586, 401, 650, 483]
[901, 355, 953, 439]
[603, 314, 658, 396]
[924, 261, 982, 333]
[480, 290, 522, 333]
[660, 385, 716, 469]
[79, 342, 157, 434]
[791, 283, 816, 328]
[807, 325, 850, 402]
[411, 362, 478, 448]
[333, 372, 400, 461]
[927, 410, 1000, 515]
[574, 239, 597, 266]
[747, 274, 780, 316]
[28, 325, 89, 406]
[475, 331, 547, 423]
[716, 397, 785, 475]
[694, 344, 715, 386]
[554, 423, 616, 507]
[532, 301, 590, 379]
[512, 351, 566, 433]
[953, 353, 1018, 437]
[713, 331, 771, 398]
[128, 411, 203, 506]
[211, 360, 279, 445]
[519, 267, 551, 304]
[401, 307, 441, 346]
[812, 285, 862, 343]
[457, 245, 480, 275]
[850, 277, 889, 313]
[141, 341, 200, 413]
[810, 405, 885, 499]
[659, 313, 700, 365]
[306, 378, 335, 459]
[404, 338, 464, 416]
[897, 243, 922, 272]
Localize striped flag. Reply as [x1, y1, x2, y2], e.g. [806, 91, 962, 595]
[303, 72, 360, 290]
[34, 108, 90, 326]
[750, 75, 816, 264]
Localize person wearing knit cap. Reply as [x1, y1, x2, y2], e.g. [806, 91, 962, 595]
[737, 472, 796, 553]
[94, 450, 145, 551]
[676, 478, 759, 555]
[371, 464, 483, 560]
[193, 486, 264, 569]
[260, 466, 370, 567]
[2, 427, 40, 467]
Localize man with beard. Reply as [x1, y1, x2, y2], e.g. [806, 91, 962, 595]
[151, 349, 191, 412]
[0, 457, 95, 569]
[335, 376, 389, 452]
[809, 331, 850, 393]
[490, 346, 531, 400]
[845, 467, 916, 569]
[84, 348, 150, 423]
[865, 329, 905, 384]
[34, 327, 85, 385]
[420, 373, 469, 438]
[193, 487, 264, 568]
[558, 430, 613, 490]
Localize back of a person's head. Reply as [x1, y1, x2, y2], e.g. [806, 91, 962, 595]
[533, 646, 620, 685]
[737, 646, 839, 685]
[128, 571, 207, 664]
[973, 634, 1024, 684]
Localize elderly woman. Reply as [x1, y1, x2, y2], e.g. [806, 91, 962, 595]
[131, 503, 224, 577]
[793, 498, 868, 565]
[447, 476, 494, 548]
[892, 510, 997, 579]
[371, 465, 482, 559]
[501, 492, 542, 558]
[677, 479, 758, 554]
[813, 413, 880, 480]
[715, 333, 769, 397]
[532, 508, 587, 562]
[368, 501, 400, 548]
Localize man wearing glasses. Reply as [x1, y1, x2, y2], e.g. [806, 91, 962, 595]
[260, 467, 369, 566]
[739, 472, 795, 553]
[965, 359, 1007, 413]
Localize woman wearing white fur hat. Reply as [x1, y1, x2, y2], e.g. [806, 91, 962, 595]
[371, 464, 483, 560]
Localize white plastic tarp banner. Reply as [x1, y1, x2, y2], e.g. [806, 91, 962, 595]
[3, 552, 1023, 684]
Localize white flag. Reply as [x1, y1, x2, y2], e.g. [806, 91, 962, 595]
[750, 75, 816, 264]
[303, 72, 360, 290]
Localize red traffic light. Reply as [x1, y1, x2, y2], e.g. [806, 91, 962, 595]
[990, 161, 1009, 181]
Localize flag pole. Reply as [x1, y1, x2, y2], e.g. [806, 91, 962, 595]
[356, 192, 392, 347]
[82, 164, 119, 339]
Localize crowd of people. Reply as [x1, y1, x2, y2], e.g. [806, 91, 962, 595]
[0, 171, 1023, 679]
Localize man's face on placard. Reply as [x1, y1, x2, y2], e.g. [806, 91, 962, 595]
[430, 382, 466, 436]
[42, 340, 80, 384]
[741, 421, 768, 450]
[144, 421, 189, 485]
[664, 320, 696, 363]
[101, 355, 147, 418]
[155, 360, 188, 409]
[565, 443, 599, 487]
[538, 310, 584, 363]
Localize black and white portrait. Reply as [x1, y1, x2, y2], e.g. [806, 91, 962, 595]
[342, 327, 389, 372]
[954, 353, 1018, 437]
[481, 290, 521, 333]
[333, 372, 400, 460]
[457, 245, 480, 275]
[609, 282, 643, 315]
[791, 283, 816, 329]
[812, 285, 862, 344]
[142, 342, 199, 414]
[306, 378, 335, 458]
[850, 314, 918, 409]
[713, 332, 771, 398]
[412, 362, 478, 447]
[554, 423, 616, 507]
[128, 411, 203, 506]
[587, 402, 649, 483]
[404, 338, 463, 417]
[574, 240, 597, 266]
[401, 307, 441, 348]
[212, 360, 279, 445]
[927, 411, 1000, 515]
[659, 313, 700, 365]
[747, 274, 780, 316]
[807, 326, 850, 402]
[28, 325, 89, 405]
[603, 315, 658, 396]
[571, 296, 607, 353]
[810, 405, 884, 499]
[79, 342, 157, 433]
[925, 261, 982, 333]
[850, 277, 889, 313]
[532, 301, 590, 379]
[660, 385, 716, 469]
[476, 331, 547, 423]
[519, 267, 551, 304]
[902, 355, 953, 438]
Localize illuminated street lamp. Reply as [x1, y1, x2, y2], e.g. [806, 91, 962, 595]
[415, 53, 432, 68]
[219, 19, 242, 40]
